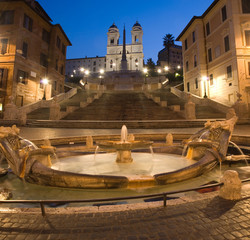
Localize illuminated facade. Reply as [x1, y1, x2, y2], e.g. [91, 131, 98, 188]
[176, 0, 250, 106]
[0, 0, 71, 109]
[66, 22, 144, 77]
[157, 44, 183, 71]
[106, 22, 144, 72]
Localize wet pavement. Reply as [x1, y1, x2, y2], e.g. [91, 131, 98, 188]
[0, 185, 249, 240]
[19, 124, 250, 140]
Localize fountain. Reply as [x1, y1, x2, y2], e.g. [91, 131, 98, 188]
[97, 125, 153, 163]
[0, 116, 241, 190]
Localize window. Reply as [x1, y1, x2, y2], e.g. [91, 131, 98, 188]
[93, 67, 96, 72]
[54, 81, 57, 91]
[192, 31, 196, 43]
[227, 65, 232, 78]
[245, 30, 250, 46]
[186, 61, 189, 71]
[185, 39, 188, 50]
[206, 22, 210, 36]
[55, 59, 58, 71]
[0, 68, 7, 88]
[187, 82, 190, 92]
[195, 78, 198, 89]
[23, 14, 33, 32]
[17, 70, 28, 84]
[221, 5, 227, 22]
[93, 61, 96, 66]
[208, 48, 212, 62]
[0, 10, 14, 25]
[210, 74, 214, 86]
[56, 36, 61, 48]
[0, 39, 8, 54]
[248, 62, 250, 76]
[110, 39, 114, 44]
[242, 0, 250, 13]
[224, 35, 230, 52]
[62, 44, 66, 55]
[22, 42, 28, 58]
[194, 55, 197, 67]
[42, 29, 50, 43]
[40, 53, 48, 68]
[60, 65, 64, 75]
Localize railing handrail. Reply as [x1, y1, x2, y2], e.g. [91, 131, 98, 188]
[0, 178, 249, 217]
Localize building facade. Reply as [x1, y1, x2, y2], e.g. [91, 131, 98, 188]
[0, 0, 71, 109]
[157, 44, 183, 71]
[66, 56, 106, 77]
[176, 0, 250, 107]
[65, 21, 144, 78]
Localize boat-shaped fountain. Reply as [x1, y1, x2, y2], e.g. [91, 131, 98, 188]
[0, 116, 239, 189]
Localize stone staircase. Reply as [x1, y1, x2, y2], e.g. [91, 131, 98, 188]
[62, 91, 184, 121]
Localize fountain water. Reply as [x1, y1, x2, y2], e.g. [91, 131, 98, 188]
[97, 125, 153, 163]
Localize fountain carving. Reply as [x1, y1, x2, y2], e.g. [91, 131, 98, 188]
[0, 117, 238, 189]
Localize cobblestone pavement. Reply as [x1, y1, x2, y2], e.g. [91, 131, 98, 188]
[0, 189, 249, 240]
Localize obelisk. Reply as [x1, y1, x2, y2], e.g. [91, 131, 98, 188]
[121, 25, 128, 71]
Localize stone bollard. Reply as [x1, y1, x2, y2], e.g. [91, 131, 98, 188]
[160, 101, 167, 107]
[166, 133, 173, 146]
[18, 111, 27, 125]
[3, 103, 18, 120]
[49, 102, 61, 120]
[184, 94, 196, 119]
[86, 136, 93, 148]
[128, 134, 135, 141]
[232, 92, 248, 119]
[219, 170, 241, 200]
[226, 108, 236, 120]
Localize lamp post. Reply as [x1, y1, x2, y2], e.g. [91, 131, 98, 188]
[157, 69, 162, 83]
[135, 59, 139, 71]
[143, 68, 148, 84]
[85, 70, 89, 84]
[99, 69, 104, 84]
[202, 76, 208, 98]
[41, 78, 48, 100]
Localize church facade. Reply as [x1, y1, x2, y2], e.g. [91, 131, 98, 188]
[65, 21, 144, 77]
[106, 22, 144, 72]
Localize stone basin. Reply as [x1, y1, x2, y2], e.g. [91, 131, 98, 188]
[97, 140, 153, 163]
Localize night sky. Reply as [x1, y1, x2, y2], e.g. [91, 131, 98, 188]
[38, 0, 214, 62]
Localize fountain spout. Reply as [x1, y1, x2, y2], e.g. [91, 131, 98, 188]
[121, 125, 128, 143]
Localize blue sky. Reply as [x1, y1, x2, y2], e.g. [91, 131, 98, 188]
[39, 0, 214, 63]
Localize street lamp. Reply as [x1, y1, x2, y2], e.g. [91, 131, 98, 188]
[143, 68, 148, 84]
[164, 66, 169, 72]
[135, 59, 139, 71]
[99, 69, 104, 84]
[41, 78, 48, 100]
[202, 76, 208, 98]
[85, 70, 89, 84]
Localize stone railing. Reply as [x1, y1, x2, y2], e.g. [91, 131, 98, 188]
[170, 86, 230, 114]
[3, 88, 78, 124]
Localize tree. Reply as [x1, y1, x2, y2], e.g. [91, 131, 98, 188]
[163, 34, 175, 66]
[145, 58, 156, 76]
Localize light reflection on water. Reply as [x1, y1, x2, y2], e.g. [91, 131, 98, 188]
[51, 153, 197, 177]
